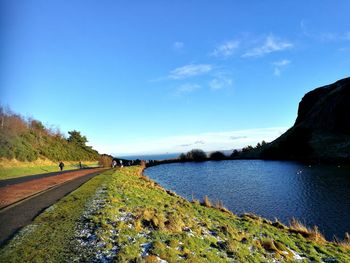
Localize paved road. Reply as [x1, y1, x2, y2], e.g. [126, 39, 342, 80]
[0, 170, 103, 246]
[0, 167, 98, 187]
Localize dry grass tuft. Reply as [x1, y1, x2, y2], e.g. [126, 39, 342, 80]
[337, 232, 350, 250]
[202, 195, 212, 207]
[165, 214, 185, 233]
[143, 208, 155, 221]
[214, 200, 224, 209]
[143, 255, 159, 263]
[214, 199, 231, 213]
[290, 218, 308, 233]
[289, 218, 325, 243]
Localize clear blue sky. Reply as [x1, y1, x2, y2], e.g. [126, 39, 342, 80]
[1, 1, 350, 155]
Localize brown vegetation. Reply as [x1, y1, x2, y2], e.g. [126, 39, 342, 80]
[202, 195, 212, 207]
[289, 218, 326, 243]
[337, 232, 350, 250]
[98, 154, 113, 167]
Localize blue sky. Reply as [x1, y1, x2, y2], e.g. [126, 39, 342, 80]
[1, 1, 350, 155]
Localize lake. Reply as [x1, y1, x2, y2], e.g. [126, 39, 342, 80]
[145, 160, 350, 240]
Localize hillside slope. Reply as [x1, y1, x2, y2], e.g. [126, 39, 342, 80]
[0, 108, 99, 162]
[260, 77, 350, 163]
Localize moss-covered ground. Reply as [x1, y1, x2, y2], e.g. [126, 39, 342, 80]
[1, 166, 349, 262]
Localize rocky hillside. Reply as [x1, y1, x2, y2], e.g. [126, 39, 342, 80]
[261, 77, 350, 163]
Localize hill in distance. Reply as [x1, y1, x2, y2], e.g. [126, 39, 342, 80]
[254, 77, 350, 163]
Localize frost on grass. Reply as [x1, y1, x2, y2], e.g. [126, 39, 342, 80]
[6, 224, 38, 249]
[73, 187, 149, 262]
[44, 204, 56, 212]
[289, 248, 306, 261]
[74, 186, 119, 262]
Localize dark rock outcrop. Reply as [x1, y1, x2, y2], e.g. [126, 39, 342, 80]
[261, 77, 350, 163]
[295, 77, 350, 133]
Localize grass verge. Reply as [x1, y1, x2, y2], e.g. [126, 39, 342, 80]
[0, 161, 99, 180]
[0, 169, 114, 262]
[1, 166, 349, 262]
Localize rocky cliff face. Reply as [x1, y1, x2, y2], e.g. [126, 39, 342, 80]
[261, 77, 350, 163]
[295, 77, 350, 134]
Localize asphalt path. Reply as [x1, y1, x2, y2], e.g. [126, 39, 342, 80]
[0, 170, 103, 246]
[0, 167, 98, 187]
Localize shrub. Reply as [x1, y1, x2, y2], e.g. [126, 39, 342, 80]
[98, 154, 113, 167]
[178, 153, 186, 160]
[186, 149, 207, 161]
[209, 151, 226, 160]
[231, 149, 240, 157]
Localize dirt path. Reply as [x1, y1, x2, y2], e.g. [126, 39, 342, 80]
[0, 168, 105, 209]
[0, 169, 107, 245]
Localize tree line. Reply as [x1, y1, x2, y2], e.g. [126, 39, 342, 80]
[145, 141, 270, 168]
[178, 141, 268, 162]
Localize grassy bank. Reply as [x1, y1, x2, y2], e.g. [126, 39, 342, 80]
[0, 159, 99, 180]
[0, 169, 115, 262]
[1, 166, 349, 262]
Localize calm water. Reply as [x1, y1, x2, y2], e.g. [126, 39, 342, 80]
[145, 160, 350, 240]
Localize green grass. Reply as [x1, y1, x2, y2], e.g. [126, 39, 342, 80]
[1, 166, 349, 262]
[0, 169, 114, 262]
[0, 162, 100, 180]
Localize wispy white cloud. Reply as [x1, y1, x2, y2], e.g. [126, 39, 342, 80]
[209, 75, 233, 90]
[104, 127, 288, 155]
[300, 20, 350, 42]
[273, 59, 291, 76]
[169, 64, 213, 79]
[173, 41, 184, 50]
[243, 36, 293, 57]
[211, 40, 240, 58]
[180, 140, 205, 147]
[273, 59, 291, 66]
[175, 83, 201, 95]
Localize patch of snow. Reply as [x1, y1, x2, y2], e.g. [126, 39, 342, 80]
[8, 224, 39, 247]
[118, 211, 135, 222]
[156, 256, 168, 263]
[289, 248, 306, 261]
[74, 186, 119, 262]
[44, 204, 56, 212]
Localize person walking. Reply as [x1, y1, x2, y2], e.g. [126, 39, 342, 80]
[59, 161, 64, 171]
